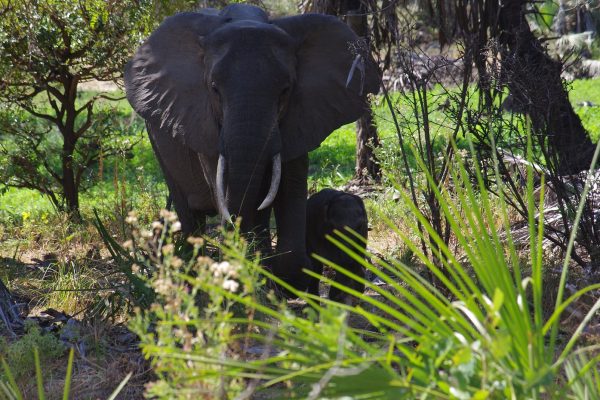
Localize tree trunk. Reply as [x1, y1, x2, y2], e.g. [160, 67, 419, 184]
[498, 0, 594, 174]
[310, 0, 381, 184]
[61, 76, 81, 217]
[62, 140, 80, 216]
[0, 278, 21, 337]
[355, 109, 381, 182]
[344, 1, 381, 183]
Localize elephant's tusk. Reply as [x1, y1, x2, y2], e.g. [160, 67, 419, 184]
[216, 154, 233, 224]
[345, 54, 365, 96]
[257, 153, 281, 211]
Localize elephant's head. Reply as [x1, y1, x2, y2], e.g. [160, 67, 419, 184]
[125, 4, 379, 224]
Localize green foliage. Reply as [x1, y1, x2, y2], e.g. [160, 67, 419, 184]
[1, 78, 598, 224]
[128, 140, 600, 398]
[91, 209, 158, 320]
[151, 0, 261, 21]
[0, 1, 152, 92]
[262, 0, 299, 16]
[0, 320, 65, 382]
[0, 0, 152, 213]
[564, 353, 600, 399]
[0, 104, 144, 211]
[129, 228, 262, 397]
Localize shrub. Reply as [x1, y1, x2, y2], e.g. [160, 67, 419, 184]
[127, 139, 600, 399]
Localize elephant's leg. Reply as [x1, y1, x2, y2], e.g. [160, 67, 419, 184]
[147, 127, 209, 234]
[160, 165, 207, 234]
[328, 257, 366, 305]
[170, 180, 212, 234]
[272, 155, 319, 296]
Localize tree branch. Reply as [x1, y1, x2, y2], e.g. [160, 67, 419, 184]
[46, 84, 66, 104]
[18, 102, 60, 126]
[47, 11, 71, 58]
[75, 103, 93, 139]
[45, 90, 64, 122]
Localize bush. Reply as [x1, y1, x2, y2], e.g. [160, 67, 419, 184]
[126, 141, 600, 399]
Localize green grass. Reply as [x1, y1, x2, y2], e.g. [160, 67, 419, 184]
[308, 124, 356, 190]
[0, 188, 55, 224]
[569, 78, 600, 141]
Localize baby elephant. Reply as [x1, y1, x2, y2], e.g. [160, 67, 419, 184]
[306, 189, 368, 304]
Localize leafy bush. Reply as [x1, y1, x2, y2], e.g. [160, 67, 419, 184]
[0, 0, 152, 214]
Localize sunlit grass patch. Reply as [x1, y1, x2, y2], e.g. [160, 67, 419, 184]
[569, 78, 600, 141]
[308, 124, 356, 191]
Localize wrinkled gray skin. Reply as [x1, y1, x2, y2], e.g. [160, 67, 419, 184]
[306, 189, 368, 303]
[124, 4, 379, 293]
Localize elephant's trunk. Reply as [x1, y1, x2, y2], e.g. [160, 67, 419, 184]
[216, 153, 280, 223]
[216, 142, 278, 230]
[218, 95, 282, 228]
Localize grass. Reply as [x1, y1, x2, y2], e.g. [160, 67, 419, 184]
[569, 79, 600, 141]
[308, 124, 356, 191]
[3, 78, 599, 223]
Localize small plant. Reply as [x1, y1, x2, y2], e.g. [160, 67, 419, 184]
[1, 346, 131, 400]
[0, 0, 151, 215]
[91, 209, 159, 321]
[0, 320, 65, 382]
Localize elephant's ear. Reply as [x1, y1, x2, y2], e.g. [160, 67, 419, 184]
[272, 14, 380, 161]
[124, 12, 225, 155]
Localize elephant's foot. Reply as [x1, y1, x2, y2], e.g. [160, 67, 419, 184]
[266, 251, 319, 299]
[328, 275, 365, 305]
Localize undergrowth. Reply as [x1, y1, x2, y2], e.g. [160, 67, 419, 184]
[121, 139, 600, 399]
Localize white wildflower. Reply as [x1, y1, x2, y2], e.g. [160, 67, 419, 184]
[210, 261, 229, 278]
[222, 279, 239, 292]
[154, 278, 172, 295]
[152, 221, 164, 230]
[160, 209, 178, 222]
[125, 211, 138, 224]
[170, 256, 183, 268]
[171, 221, 182, 232]
[196, 256, 213, 265]
[187, 237, 204, 246]
[162, 244, 175, 255]
[141, 229, 153, 238]
[122, 240, 133, 250]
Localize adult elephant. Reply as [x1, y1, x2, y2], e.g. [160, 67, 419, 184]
[124, 4, 379, 293]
